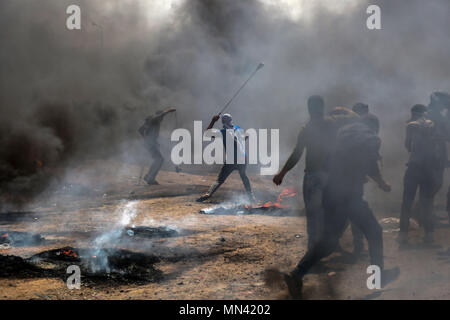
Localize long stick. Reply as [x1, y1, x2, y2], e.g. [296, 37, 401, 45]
[218, 63, 264, 115]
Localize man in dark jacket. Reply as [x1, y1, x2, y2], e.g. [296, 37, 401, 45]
[138, 107, 176, 185]
[283, 116, 398, 299]
[273, 96, 358, 249]
[399, 100, 449, 244]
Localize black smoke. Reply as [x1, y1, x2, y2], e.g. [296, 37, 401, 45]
[1, 0, 450, 207]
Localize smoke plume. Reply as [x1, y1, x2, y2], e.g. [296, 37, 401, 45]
[1, 0, 450, 208]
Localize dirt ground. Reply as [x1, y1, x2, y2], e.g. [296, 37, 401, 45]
[0, 160, 449, 300]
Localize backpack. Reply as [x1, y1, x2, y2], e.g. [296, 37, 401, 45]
[330, 122, 381, 178]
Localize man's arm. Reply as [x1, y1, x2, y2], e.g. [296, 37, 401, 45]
[367, 138, 391, 192]
[138, 123, 148, 137]
[369, 171, 391, 192]
[154, 107, 177, 120]
[207, 115, 220, 130]
[405, 123, 414, 152]
[203, 115, 222, 141]
[273, 127, 306, 186]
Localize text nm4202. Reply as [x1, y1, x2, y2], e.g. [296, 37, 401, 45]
[179, 304, 271, 317]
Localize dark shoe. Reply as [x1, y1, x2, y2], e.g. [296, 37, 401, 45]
[196, 194, 211, 202]
[146, 180, 160, 185]
[381, 267, 400, 288]
[284, 272, 303, 300]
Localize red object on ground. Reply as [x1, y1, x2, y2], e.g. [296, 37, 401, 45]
[61, 248, 78, 258]
[245, 187, 297, 210]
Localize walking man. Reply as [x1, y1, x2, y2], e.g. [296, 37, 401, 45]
[273, 96, 357, 249]
[138, 107, 176, 185]
[282, 116, 398, 298]
[399, 104, 445, 244]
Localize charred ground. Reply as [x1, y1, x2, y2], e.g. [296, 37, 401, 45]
[0, 160, 449, 300]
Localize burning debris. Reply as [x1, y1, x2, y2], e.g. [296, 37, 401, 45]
[199, 187, 298, 216]
[0, 246, 162, 283]
[0, 231, 46, 247]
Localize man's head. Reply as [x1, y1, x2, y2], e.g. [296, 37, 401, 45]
[410, 104, 427, 121]
[352, 103, 369, 116]
[307, 95, 325, 120]
[429, 91, 450, 111]
[221, 113, 234, 129]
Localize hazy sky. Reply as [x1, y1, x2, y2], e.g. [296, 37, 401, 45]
[1, 0, 450, 206]
[124, 0, 361, 24]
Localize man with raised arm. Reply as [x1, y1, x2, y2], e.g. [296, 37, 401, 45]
[138, 107, 176, 185]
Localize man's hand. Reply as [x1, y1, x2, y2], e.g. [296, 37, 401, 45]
[165, 107, 177, 113]
[273, 172, 285, 186]
[379, 181, 391, 192]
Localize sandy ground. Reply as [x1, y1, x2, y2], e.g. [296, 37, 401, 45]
[0, 160, 449, 300]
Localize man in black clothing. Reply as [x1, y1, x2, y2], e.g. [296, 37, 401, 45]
[399, 104, 443, 244]
[138, 107, 176, 185]
[283, 116, 398, 299]
[273, 96, 358, 249]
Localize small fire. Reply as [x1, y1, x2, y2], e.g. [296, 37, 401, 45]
[245, 187, 297, 210]
[200, 187, 298, 215]
[61, 248, 78, 258]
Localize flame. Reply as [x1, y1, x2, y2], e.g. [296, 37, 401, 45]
[245, 187, 297, 210]
[61, 248, 78, 258]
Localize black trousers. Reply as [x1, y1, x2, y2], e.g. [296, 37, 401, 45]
[400, 163, 443, 234]
[292, 184, 384, 279]
[144, 144, 163, 182]
[207, 164, 252, 197]
[303, 172, 326, 249]
[303, 172, 364, 251]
